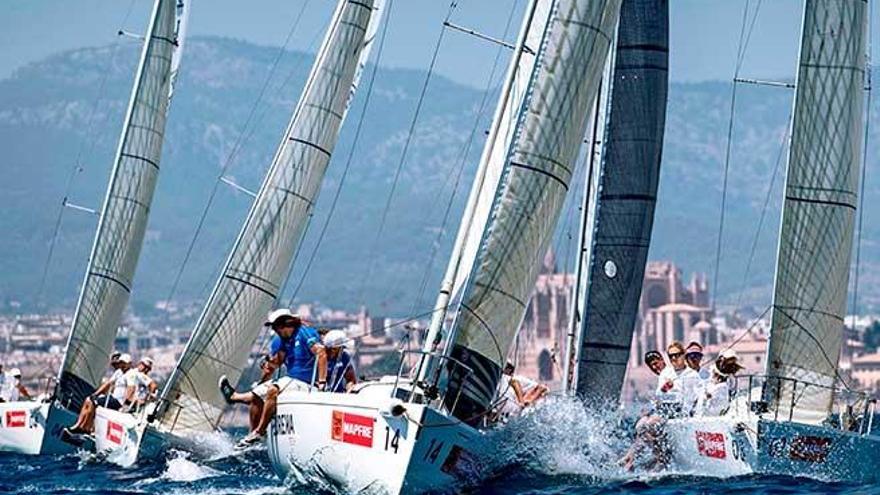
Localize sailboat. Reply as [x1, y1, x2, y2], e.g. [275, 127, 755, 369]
[267, 0, 622, 492]
[0, 0, 189, 456]
[663, 0, 878, 482]
[89, 0, 386, 467]
[562, 0, 669, 402]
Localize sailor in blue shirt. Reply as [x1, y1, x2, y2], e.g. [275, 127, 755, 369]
[219, 309, 327, 448]
[322, 330, 357, 393]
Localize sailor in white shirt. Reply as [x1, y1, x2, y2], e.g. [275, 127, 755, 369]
[696, 364, 731, 417]
[684, 342, 710, 381]
[120, 357, 157, 412]
[496, 362, 548, 421]
[656, 342, 703, 416]
[0, 368, 31, 402]
[66, 352, 129, 435]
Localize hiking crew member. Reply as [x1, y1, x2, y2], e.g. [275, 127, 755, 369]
[121, 357, 157, 413]
[65, 352, 131, 435]
[0, 368, 31, 402]
[685, 341, 709, 380]
[496, 362, 548, 421]
[323, 330, 357, 393]
[220, 309, 327, 447]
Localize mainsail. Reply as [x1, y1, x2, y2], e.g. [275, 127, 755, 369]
[155, 0, 383, 433]
[444, 0, 623, 422]
[573, 0, 668, 402]
[764, 0, 867, 423]
[55, 0, 189, 410]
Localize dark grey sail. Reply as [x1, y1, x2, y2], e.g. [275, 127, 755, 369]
[575, 0, 669, 401]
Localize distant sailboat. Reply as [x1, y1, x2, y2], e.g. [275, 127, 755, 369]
[563, 0, 669, 403]
[665, 0, 878, 482]
[267, 1, 623, 492]
[90, 0, 386, 467]
[0, 0, 189, 456]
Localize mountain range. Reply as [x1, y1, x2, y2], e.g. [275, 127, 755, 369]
[2, 36, 879, 318]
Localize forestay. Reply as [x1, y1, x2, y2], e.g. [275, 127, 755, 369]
[764, 0, 867, 424]
[56, 0, 189, 411]
[444, 0, 623, 423]
[574, 0, 668, 402]
[155, 0, 382, 433]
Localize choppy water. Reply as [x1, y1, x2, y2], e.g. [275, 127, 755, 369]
[1, 399, 878, 494]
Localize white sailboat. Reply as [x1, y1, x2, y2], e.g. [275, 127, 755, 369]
[0, 0, 189, 456]
[267, 0, 622, 492]
[90, 0, 386, 467]
[663, 0, 879, 482]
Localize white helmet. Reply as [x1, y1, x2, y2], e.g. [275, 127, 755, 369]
[9, 368, 21, 378]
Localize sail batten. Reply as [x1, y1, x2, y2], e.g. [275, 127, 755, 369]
[155, 0, 383, 433]
[444, 0, 623, 423]
[56, 0, 187, 410]
[574, 0, 668, 402]
[764, 0, 867, 424]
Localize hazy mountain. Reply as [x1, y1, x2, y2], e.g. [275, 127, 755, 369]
[2, 37, 879, 317]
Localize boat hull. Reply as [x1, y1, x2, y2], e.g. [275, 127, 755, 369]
[665, 413, 880, 482]
[268, 385, 486, 494]
[39, 401, 78, 455]
[0, 401, 48, 455]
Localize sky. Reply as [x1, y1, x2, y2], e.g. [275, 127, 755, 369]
[3, 0, 871, 88]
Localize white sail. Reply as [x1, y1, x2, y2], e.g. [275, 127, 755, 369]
[764, 0, 867, 424]
[155, 0, 383, 433]
[55, 0, 188, 410]
[421, 0, 553, 361]
[444, 0, 623, 422]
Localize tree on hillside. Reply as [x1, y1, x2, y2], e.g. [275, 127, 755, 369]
[864, 321, 880, 353]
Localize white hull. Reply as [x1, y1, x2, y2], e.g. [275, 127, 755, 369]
[666, 412, 880, 482]
[0, 401, 49, 455]
[268, 381, 487, 494]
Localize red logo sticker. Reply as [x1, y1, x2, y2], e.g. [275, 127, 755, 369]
[695, 431, 727, 459]
[5, 410, 25, 428]
[330, 410, 374, 447]
[106, 421, 123, 444]
[789, 436, 831, 463]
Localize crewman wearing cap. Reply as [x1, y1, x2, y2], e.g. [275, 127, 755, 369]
[323, 330, 357, 393]
[219, 309, 327, 448]
[120, 357, 157, 413]
[0, 368, 31, 402]
[65, 352, 132, 435]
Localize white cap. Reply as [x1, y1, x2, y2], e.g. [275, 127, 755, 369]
[9, 368, 21, 377]
[263, 308, 300, 327]
[140, 357, 154, 368]
[118, 353, 132, 364]
[323, 330, 347, 348]
[720, 349, 738, 360]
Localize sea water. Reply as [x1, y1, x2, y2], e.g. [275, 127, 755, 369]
[0, 399, 877, 494]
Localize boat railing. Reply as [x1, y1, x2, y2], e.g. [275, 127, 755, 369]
[390, 348, 474, 413]
[731, 373, 876, 435]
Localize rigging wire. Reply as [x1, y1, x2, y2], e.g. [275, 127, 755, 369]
[407, 0, 521, 316]
[160, 0, 313, 314]
[357, 1, 459, 308]
[35, 0, 140, 307]
[710, 0, 763, 313]
[284, 0, 396, 307]
[848, 0, 873, 336]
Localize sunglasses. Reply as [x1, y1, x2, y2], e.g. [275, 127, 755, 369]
[686, 352, 704, 360]
[668, 352, 684, 359]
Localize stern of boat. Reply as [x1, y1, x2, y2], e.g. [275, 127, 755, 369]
[94, 406, 149, 466]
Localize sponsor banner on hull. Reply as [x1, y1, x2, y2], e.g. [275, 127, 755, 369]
[331, 410, 374, 447]
[106, 421, 123, 444]
[5, 410, 26, 428]
[789, 436, 831, 463]
[695, 431, 727, 459]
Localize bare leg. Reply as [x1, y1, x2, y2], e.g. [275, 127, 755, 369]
[248, 398, 264, 432]
[254, 386, 278, 435]
[81, 399, 97, 433]
[71, 399, 92, 430]
[231, 391, 254, 404]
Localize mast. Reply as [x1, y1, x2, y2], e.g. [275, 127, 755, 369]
[763, 0, 867, 424]
[573, 0, 669, 402]
[154, 0, 384, 433]
[442, 0, 624, 424]
[418, 0, 554, 381]
[54, 0, 188, 411]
